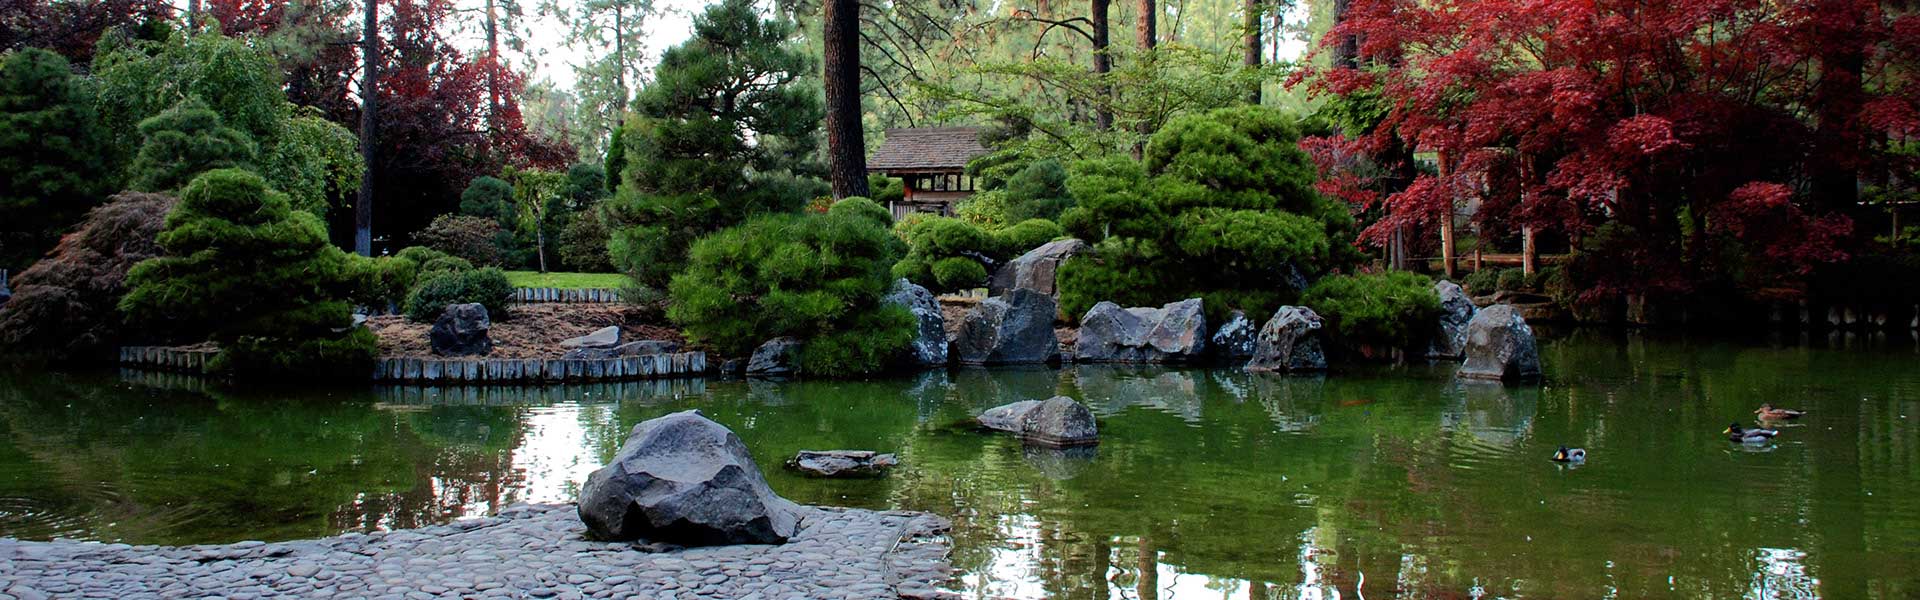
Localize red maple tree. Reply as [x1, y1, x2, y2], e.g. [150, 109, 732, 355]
[1294, 0, 1916, 300]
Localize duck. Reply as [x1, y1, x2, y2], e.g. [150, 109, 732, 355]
[1551, 446, 1586, 463]
[1724, 422, 1780, 443]
[1754, 404, 1807, 420]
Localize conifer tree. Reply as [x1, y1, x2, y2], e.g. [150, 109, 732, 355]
[0, 48, 111, 270]
[128, 97, 257, 193]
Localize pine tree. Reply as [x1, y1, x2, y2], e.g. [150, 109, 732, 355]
[128, 97, 258, 193]
[0, 48, 111, 271]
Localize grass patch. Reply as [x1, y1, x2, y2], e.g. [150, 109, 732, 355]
[503, 271, 629, 289]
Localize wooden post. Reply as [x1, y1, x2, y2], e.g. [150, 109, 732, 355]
[1440, 213, 1456, 279]
[1522, 226, 1537, 276]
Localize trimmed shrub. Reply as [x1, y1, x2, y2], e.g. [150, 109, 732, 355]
[956, 189, 1014, 230]
[1056, 106, 1359, 322]
[415, 214, 506, 267]
[892, 216, 999, 294]
[402, 267, 513, 323]
[394, 245, 449, 265]
[347, 254, 417, 309]
[829, 196, 892, 229]
[1004, 158, 1072, 222]
[129, 96, 257, 194]
[118, 169, 375, 377]
[557, 208, 615, 273]
[668, 211, 915, 376]
[418, 256, 475, 280]
[994, 218, 1064, 256]
[867, 174, 904, 204]
[0, 48, 112, 271]
[459, 176, 514, 226]
[1494, 268, 1527, 292]
[0, 191, 173, 361]
[1302, 271, 1442, 352]
[1461, 269, 1498, 295]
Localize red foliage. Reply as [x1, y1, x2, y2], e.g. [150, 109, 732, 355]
[1292, 0, 1896, 298]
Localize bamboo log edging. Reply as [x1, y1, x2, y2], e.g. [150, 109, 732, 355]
[368, 351, 708, 384]
[370, 378, 707, 406]
[118, 346, 218, 373]
[512, 288, 624, 304]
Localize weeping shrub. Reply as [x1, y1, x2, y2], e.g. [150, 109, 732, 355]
[118, 169, 375, 377]
[669, 211, 915, 376]
[1302, 271, 1442, 352]
[0, 191, 173, 361]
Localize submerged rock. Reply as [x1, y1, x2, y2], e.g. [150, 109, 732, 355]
[976, 396, 1099, 447]
[952, 288, 1060, 365]
[1209, 310, 1258, 361]
[560, 326, 620, 349]
[563, 339, 681, 360]
[577, 410, 803, 545]
[785, 450, 900, 478]
[884, 279, 948, 368]
[1246, 306, 1326, 373]
[1075, 298, 1207, 363]
[988, 238, 1088, 298]
[1021, 444, 1099, 480]
[1458, 304, 1542, 381]
[1428, 280, 1477, 360]
[747, 337, 803, 376]
[429, 303, 492, 357]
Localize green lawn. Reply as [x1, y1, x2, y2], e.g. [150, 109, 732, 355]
[503, 271, 629, 289]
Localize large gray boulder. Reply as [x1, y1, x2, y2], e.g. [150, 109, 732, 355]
[1458, 304, 1542, 380]
[746, 337, 802, 376]
[564, 339, 681, 360]
[1075, 298, 1207, 363]
[884, 279, 948, 367]
[1426, 280, 1477, 360]
[560, 326, 621, 349]
[1210, 310, 1258, 361]
[785, 450, 899, 478]
[976, 396, 1099, 447]
[577, 410, 803, 545]
[952, 288, 1060, 365]
[1246, 306, 1327, 373]
[429, 303, 492, 357]
[988, 238, 1088, 297]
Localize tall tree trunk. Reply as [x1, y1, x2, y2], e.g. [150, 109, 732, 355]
[822, 0, 870, 199]
[1132, 0, 1155, 155]
[1331, 0, 1358, 69]
[356, 0, 379, 256]
[1091, 0, 1112, 131]
[614, 4, 626, 110]
[187, 0, 201, 31]
[1243, 0, 1261, 104]
[1135, 0, 1155, 50]
[485, 0, 500, 138]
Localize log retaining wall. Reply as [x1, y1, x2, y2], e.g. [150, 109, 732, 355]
[512, 288, 623, 304]
[119, 346, 709, 385]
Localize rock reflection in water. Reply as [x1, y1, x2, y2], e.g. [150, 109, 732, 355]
[1019, 444, 1097, 480]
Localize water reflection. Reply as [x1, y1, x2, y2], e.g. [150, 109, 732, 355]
[1, 331, 1918, 599]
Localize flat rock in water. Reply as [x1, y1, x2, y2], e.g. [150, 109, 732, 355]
[1246, 306, 1326, 373]
[429, 303, 492, 357]
[1075, 298, 1207, 363]
[559, 325, 620, 349]
[952, 288, 1060, 365]
[884, 279, 948, 367]
[577, 410, 803, 545]
[746, 337, 802, 376]
[976, 396, 1098, 447]
[1457, 303, 1541, 381]
[785, 450, 900, 478]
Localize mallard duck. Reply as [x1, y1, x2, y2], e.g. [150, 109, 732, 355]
[1551, 446, 1586, 463]
[1754, 404, 1807, 420]
[1724, 422, 1780, 443]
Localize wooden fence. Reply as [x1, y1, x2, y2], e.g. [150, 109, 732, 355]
[513, 288, 624, 303]
[119, 345, 709, 385]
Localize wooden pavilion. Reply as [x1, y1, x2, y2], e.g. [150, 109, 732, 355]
[867, 127, 988, 219]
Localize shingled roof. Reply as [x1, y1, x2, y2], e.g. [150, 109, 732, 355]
[867, 127, 987, 172]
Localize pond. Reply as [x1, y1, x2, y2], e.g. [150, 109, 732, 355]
[1, 330, 1916, 599]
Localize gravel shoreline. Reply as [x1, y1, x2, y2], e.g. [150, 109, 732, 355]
[0, 503, 956, 600]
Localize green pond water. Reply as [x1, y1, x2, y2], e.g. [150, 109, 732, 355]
[2, 330, 1917, 599]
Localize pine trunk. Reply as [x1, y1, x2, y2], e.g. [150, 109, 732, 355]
[822, 0, 869, 199]
[356, 0, 379, 256]
[1091, 0, 1112, 131]
[1243, 0, 1261, 104]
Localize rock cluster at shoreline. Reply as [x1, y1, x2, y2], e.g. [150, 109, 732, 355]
[0, 503, 955, 600]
